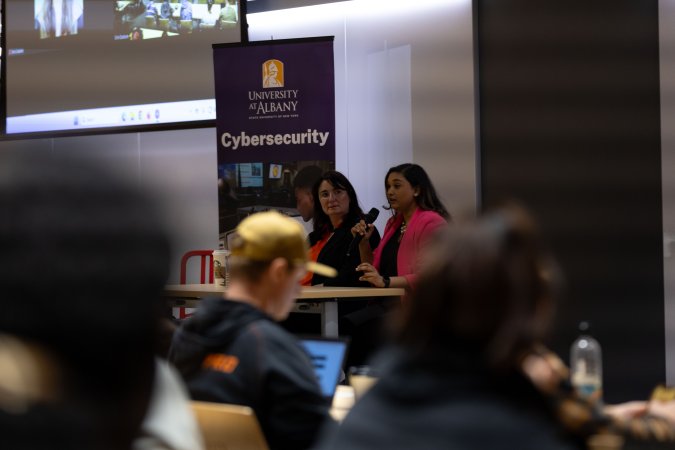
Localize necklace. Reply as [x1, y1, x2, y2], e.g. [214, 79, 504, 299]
[398, 219, 407, 242]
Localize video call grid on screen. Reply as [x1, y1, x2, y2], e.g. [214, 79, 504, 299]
[4, 0, 243, 134]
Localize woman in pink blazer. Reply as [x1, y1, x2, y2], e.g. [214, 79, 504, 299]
[354, 163, 450, 290]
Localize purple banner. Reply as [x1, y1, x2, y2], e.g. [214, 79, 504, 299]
[213, 37, 335, 164]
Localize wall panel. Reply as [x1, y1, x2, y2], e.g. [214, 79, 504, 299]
[477, 0, 664, 401]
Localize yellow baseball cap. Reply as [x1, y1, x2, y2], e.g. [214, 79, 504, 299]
[230, 211, 337, 278]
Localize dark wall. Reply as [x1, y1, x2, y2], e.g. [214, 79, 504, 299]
[476, 0, 664, 402]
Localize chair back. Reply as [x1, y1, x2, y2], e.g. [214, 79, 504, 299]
[191, 401, 269, 450]
[180, 250, 214, 285]
[176, 250, 214, 319]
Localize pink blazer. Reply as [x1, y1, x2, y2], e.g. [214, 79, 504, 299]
[373, 208, 447, 288]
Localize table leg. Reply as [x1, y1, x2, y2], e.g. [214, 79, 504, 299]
[321, 300, 338, 337]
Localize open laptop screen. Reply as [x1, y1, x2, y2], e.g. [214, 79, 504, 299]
[299, 337, 348, 399]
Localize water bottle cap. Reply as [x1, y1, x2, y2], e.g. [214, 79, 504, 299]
[578, 321, 591, 333]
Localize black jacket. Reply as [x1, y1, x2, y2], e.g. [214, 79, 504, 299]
[168, 297, 330, 450]
[308, 220, 380, 286]
[317, 349, 582, 450]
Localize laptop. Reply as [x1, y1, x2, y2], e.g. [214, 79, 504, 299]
[299, 337, 349, 401]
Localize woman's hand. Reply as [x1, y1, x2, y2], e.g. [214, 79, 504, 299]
[356, 262, 385, 287]
[351, 220, 375, 244]
[604, 401, 649, 422]
[520, 345, 568, 395]
[648, 400, 675, 424]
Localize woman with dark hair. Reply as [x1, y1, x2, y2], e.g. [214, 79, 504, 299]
[301, 171, 380, 286]
[353, 163, 449, 290]
[319, 205, 675, 449]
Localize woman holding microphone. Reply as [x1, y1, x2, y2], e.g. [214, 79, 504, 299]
[298, 170, 382, 365]
[353, 163, 450, 290]
[302, 170, 381, 287]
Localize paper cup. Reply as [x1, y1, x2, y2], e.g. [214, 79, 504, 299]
[212, 249, 230, 286]
[349, 366, 378, 401]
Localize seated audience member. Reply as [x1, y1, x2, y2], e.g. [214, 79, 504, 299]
[122, 0, 147, 21]
[199, 0, 219, 29]
[520, 344, 675, 445]
[130, 27, 144, 40]
[353, 163, 449, 291]
[302, 171, 380, 287]
[220, 0, 238, 24]
[293, 165, 323, 223]
[145, 0, 157, 18]
[0, 152, 184, 449]
[160, 0, 172, 18]
[169, 211, 337, 450]
[319, 204, 675, 450]
[179, 0, 192, 20]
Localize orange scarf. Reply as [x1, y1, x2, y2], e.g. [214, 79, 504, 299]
[300, 232, 331, 286]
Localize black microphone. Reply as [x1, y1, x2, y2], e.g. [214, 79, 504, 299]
[347, 207, 379, 257]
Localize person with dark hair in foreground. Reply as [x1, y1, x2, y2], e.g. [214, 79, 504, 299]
[319, 204, 675, 450]
[169, 211, 337, 450]
[0, 152, 174, 449]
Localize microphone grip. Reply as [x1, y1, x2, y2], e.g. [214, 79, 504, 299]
[347, 208, 379, 257]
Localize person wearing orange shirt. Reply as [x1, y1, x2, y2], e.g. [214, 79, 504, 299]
[301, 171, 380, 287]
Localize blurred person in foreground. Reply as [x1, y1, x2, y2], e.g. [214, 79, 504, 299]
[0, 152, 199, 449]
[318, 204, 675, 450]
[169, 211, 338, 450]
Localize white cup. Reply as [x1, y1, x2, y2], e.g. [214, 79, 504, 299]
[349, 366, 378, 401]
[212, 249, 230, 286]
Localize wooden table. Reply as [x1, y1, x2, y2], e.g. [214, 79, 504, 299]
[164, 284, 404, 337]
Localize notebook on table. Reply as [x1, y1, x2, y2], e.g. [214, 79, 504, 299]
[299, 337, 349, 401]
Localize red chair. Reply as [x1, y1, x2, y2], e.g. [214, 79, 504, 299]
[175, 250, 214, 319]
[180, 250, 215, 284]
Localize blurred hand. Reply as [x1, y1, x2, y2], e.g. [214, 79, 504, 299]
[604, 401, 649, 421]
[521, 346, 568, 395]
[356, 262, 385, 287]
[648, 400, 675, 424]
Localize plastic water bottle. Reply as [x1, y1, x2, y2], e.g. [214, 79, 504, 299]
[570, 321, 603, 403]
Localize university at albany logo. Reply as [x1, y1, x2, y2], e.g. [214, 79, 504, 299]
[262, 59, 284, 88]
